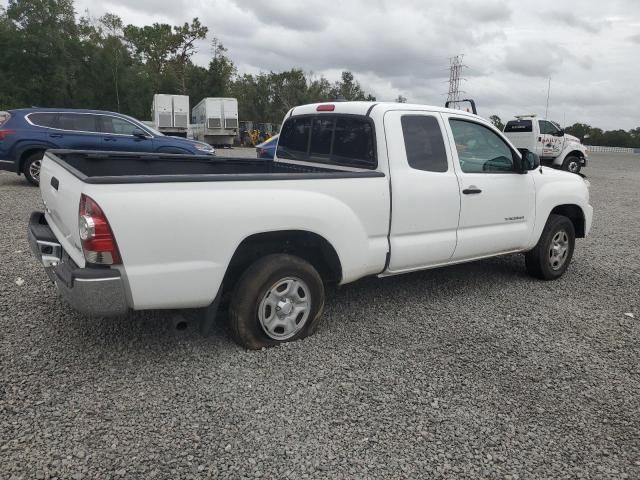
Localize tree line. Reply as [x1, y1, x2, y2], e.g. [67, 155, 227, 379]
[0, 0, 375, 124]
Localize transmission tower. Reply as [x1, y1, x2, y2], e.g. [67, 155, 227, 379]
[446, 55, 466, 106]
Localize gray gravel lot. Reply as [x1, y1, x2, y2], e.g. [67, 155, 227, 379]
[1, 152, 639, 479]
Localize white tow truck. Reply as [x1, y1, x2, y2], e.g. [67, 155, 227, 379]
[28, 102, 593, 349]
[503, 115, 588, 174]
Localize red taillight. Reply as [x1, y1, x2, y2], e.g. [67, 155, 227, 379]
[79, 194, 121, 265]
[316, 104, 335, 111]
[0, 129, 16, 140]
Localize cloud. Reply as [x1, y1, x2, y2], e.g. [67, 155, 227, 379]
[227, 0, 329, 32]
[58, 0, 640, 129]
[504, 42, 566, 77]
[554, 11, 610, 33]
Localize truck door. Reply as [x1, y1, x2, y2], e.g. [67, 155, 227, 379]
[384, 111, 461, 272]
[445, 115, 535, 260]
[538, 120, 564, 159]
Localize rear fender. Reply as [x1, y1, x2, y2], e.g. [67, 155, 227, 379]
[14, 140, 58, 172]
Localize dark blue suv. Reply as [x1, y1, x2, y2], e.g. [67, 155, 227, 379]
[0, 108, 215, 185]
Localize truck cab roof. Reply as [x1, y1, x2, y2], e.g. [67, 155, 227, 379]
[289, 101, 481, 120]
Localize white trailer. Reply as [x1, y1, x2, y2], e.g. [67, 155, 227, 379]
[191, 97, 239, 146]
[151, 94, 190, 137]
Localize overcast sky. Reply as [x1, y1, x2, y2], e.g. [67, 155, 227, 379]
[17, 0, 640, 129]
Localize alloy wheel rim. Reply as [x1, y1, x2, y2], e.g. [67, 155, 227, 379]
[549, 230, 569, 270]
[29, 159, 42, 182]
[258, 276, 311, 340]
[569, 161, 579, 173]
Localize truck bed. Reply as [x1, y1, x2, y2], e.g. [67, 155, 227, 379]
[48, 150, 383, 184]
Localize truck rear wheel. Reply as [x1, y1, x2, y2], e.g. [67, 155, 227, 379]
[23, 151, 44, 186]
[525, 214, 575, 280]
[229, 254, 325, 349]
[562, 155, 582, 174]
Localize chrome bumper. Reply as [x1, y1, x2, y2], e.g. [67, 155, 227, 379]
[28, 211, 129, 316]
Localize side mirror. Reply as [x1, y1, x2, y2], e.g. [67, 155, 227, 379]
[132, 128, 148, 139]
[517, 149, 540, 172]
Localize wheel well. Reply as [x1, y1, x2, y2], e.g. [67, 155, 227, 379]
[566, 150, 585, 159]
[551, 204, 586, 238]
[222, 231, 343, 295]
[19, 148, 45, 172]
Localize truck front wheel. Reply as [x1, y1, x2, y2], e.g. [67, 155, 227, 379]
[562, 155, 582, 174]
[229, 254, 325, 349]
[525, 214, 575, 280]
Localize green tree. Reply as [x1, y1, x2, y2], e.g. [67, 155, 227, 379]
[330, 71, 376, 101]
[489, 115, 504, 131]
[172, 18, 208, 94]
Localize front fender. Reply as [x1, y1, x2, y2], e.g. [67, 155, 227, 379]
[529, 168, 592, 247]
[554, 142, 588, 165]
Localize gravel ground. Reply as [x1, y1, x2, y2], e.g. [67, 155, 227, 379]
[1, 152, 639, 479]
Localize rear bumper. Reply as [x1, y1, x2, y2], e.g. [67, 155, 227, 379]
[28, 211, 129, 316]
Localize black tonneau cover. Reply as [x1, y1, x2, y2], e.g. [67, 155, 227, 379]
[46, 150, 384, 184]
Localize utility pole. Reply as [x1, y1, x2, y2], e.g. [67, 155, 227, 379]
[446, 55, 466, 107]
[545, 78, 551, 120]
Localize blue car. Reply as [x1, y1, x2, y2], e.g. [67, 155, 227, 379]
[0, 108, 215, 185]
[255, 134, 278, 159]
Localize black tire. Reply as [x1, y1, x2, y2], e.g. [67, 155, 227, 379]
[23, 151, 44, 186]
[562, 155, 582, 174]
[525, 214, 575, 280]
[229, 254, 325, 349]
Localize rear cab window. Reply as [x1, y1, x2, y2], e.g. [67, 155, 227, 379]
[504, 120, 532, 133]
[277, 114, 376, 169]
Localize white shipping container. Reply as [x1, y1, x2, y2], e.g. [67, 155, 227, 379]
[152, 94, 174, 128]
[191, 97, 239, 146]
[172, 95, 190, 129]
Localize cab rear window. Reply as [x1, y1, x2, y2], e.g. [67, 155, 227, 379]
[504, 120, 532, 132]
[277, 114, 376, 169]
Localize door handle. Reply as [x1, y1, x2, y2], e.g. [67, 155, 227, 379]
[463, 187, 482, 195]
[49, 133, 63, 138]
[104, 137, 116, 141]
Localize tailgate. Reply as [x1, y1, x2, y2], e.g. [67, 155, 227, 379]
[39, 152, 86, 267]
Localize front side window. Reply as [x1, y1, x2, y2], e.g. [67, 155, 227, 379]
[57, 113, 99, 133]
[100, 116, 140, 135]
[539, 120, 560, 135]
[28, 112, 58, 128]
[449, 119, 515, 173]
[277, 115, 376, 169]
[401, 115, 448, 172]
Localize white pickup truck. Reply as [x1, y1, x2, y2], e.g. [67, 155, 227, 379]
[503, 115, 588, 174]
[28, 102, 593, 349]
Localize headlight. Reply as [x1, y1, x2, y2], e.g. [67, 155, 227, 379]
[194, 143, 215, 154]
